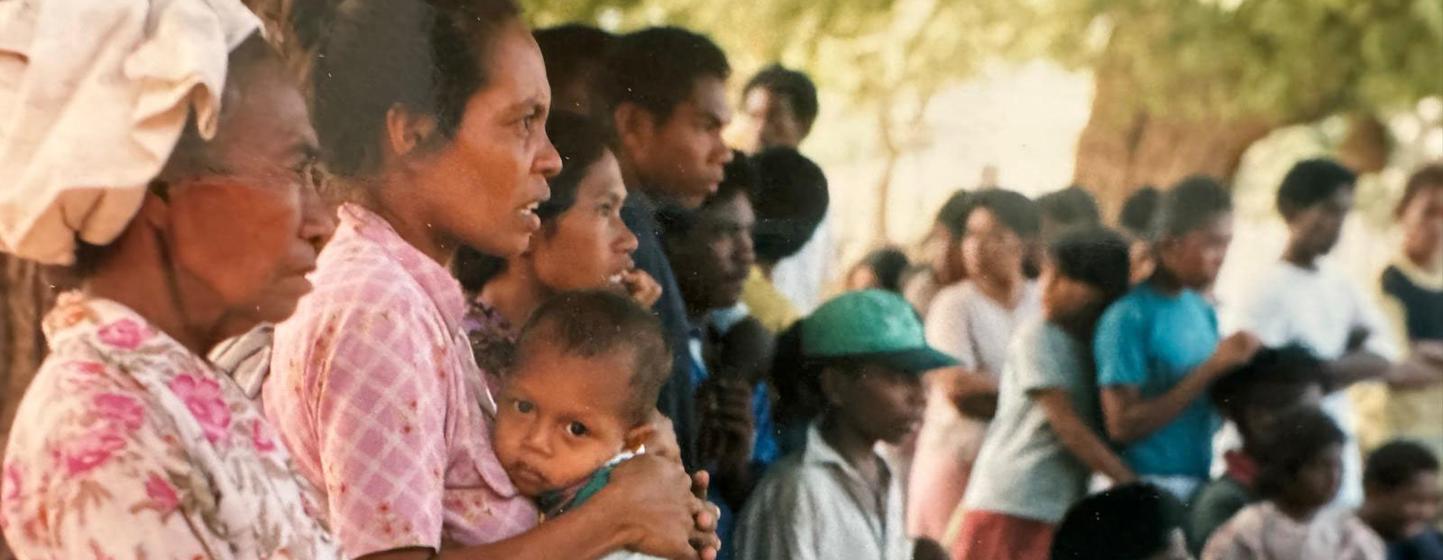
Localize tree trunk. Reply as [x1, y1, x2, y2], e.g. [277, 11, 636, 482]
[874, 101, 901, 243]
[1074, 46, 1274, 218]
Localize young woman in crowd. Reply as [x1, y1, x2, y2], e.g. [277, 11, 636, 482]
[1373, 163, 1443, 477]
[910, 188, 1042, 541]
[1095, 176, 1260, 502]
[903, 190, 972, 316]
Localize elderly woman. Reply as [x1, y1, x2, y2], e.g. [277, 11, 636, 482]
[0, 0, 339, 557]
[262, 1, 717, 559]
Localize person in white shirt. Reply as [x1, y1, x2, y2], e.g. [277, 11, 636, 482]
[1232, 158, 1437, 507]
[911, 189, 1043, 541]
[735, 290, 957, 560]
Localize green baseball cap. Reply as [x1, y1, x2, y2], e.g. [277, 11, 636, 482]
[800, 290, 959, 374]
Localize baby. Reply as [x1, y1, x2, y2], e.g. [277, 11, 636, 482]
[492, 290, 674, 559]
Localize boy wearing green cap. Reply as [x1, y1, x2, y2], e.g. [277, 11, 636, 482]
[733, 290, 955, 560]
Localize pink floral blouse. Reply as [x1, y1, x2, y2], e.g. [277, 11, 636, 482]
[0, 293, 340, 559]
[266, 204, 538, 558]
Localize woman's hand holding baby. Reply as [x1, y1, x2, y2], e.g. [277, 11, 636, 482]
[599, 453, 720, 559]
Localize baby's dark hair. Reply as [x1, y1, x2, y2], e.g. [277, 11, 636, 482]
[514, 290, 670, 425]
[1254, 406, 1346, 500]
[1365, 440, 1440, 491]
[1051, 482, 1186, 560]
[1155, 175, 1232, 241]
[1210, 344, 1326, 422]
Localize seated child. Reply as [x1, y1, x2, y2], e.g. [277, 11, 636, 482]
[733, 290, 958, 560]
[953, 226, 1138, 560]
[491, 290, 676, 559]
[1050, 482, 1190, 560]
[1202, 407, 1385, 560]
[1358, 441, 1443, 560]
[1186, 345, 1327, 554]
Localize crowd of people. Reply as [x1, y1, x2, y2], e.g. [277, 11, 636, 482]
[0, 0, 1441, 559]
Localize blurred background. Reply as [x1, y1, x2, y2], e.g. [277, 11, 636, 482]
[2, 0, 1441, 456]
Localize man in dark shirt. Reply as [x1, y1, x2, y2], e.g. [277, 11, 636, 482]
[599, 26, 734, 468]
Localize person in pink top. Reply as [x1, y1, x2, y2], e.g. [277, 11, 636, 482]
[264, 1, 719, 559]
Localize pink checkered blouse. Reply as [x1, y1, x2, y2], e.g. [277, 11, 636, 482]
[266, 203, 538, 557]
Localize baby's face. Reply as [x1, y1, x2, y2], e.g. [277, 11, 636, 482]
[493, 342, 639, 497]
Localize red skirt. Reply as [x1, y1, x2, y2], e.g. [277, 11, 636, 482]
[952, 510, 1055, 560]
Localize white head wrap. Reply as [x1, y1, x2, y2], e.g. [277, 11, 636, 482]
[0, 0, 261, 265]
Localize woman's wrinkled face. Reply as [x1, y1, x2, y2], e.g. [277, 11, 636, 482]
[165, 45, 334, 332]
[529, 152, 638, 292]
[408, 20, 562, 259]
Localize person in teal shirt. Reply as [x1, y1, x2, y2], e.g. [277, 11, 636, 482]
[1094, 177, 1261, 502]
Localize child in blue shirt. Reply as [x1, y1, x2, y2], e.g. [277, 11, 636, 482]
[1094, 176, 1261, 502]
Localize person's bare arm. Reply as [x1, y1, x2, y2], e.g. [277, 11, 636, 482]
[1324, 350, 1392, 390]
[1101, 332, 1259, 443]
[1322, 347, 1443, 391]
[696, 378, 758, 507]
[1388, 342, 1443, 390]
[1034, 389, 1135, 484]
[359, 455, 718, 560]
[1102, 378, 1215, 444]
[359, 506, 628, 560]
[938, 366, 1000, 420]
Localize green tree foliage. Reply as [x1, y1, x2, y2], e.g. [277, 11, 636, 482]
[527, 0, 1441, 121]
[1054, 0, 1443, 120]
[524, 0, 1018, 113]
